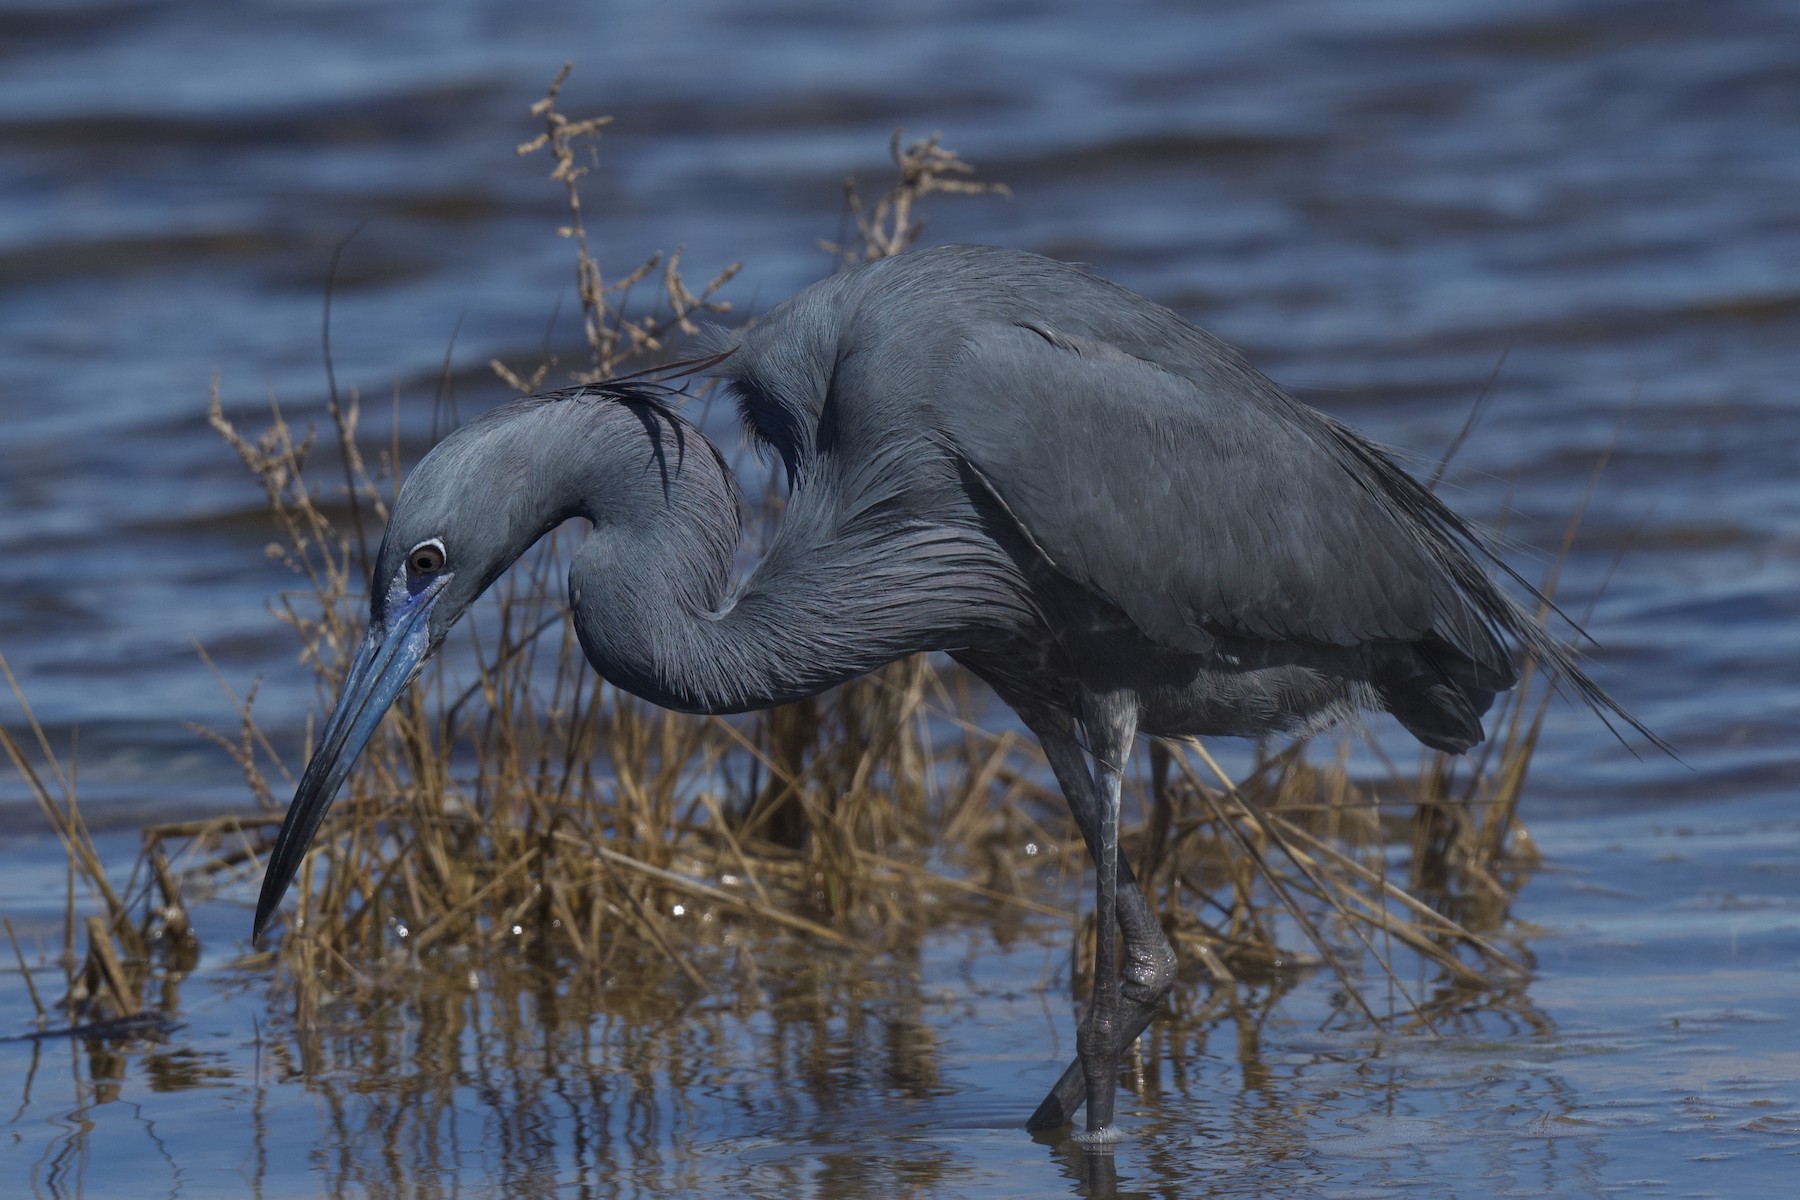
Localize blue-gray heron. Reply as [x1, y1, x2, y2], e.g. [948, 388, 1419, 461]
[254, 243, 1639, 1141]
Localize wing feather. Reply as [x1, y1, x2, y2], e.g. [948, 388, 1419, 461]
[943, 320, 1509, 669]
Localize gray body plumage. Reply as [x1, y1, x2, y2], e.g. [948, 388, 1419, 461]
[257, 243, 1635, 1140]
[719, 243, 1563, 753]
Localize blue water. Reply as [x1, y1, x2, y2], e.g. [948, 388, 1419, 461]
[2, 0, 1798, 1195]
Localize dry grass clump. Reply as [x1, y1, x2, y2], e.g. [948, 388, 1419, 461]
[1123, 686, 1548, 1021]
[0, 67, 1561, 1043]
[1, 657, 199, 1032]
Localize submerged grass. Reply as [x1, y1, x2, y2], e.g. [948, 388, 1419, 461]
[3, 68, 1572, 1056]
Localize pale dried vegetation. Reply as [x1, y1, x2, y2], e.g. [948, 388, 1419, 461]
[3, 66, 1566, 1044]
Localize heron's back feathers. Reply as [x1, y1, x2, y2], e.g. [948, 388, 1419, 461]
[720, 243, 1644, 753]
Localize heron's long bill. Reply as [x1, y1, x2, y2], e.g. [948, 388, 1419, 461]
[252, 580, 444, 941]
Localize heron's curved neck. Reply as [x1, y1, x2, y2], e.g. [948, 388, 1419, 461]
[555, 401, 1015, 715]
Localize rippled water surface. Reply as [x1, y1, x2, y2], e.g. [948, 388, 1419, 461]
[3, 0, 1798, 1196]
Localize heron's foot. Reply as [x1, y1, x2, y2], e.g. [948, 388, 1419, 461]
[1072, 1122, 1124, 1147]
[1023, 969, 1172, 1133]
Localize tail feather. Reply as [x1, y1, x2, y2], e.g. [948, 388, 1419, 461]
[1322, 415, 1670, 758]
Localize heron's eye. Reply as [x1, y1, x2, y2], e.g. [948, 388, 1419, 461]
[407, 541, 446, 576]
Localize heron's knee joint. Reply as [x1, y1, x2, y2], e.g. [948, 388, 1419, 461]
[1077, 1015, 1119, 1060]
[1124, 944, 1178, 998]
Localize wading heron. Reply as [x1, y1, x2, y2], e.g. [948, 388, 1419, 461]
[254, 243, 1637, 1141]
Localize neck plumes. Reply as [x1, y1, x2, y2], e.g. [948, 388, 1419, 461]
[512, 391, 1018, 715]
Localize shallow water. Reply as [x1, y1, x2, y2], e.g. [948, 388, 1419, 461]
[2, 0, 1797, 1196]
[6, 803, 1799, 1197]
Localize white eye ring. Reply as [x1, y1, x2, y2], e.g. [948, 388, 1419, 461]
[407, 538, 447, 576]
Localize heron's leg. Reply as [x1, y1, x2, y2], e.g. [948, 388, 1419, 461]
[1077, 694, 1132, 1140]
[1022, 703, 1174, 1138]
[1025, 725, 1178, 1134]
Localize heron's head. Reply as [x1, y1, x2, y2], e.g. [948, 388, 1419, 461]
[253, 408, 571, 940]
